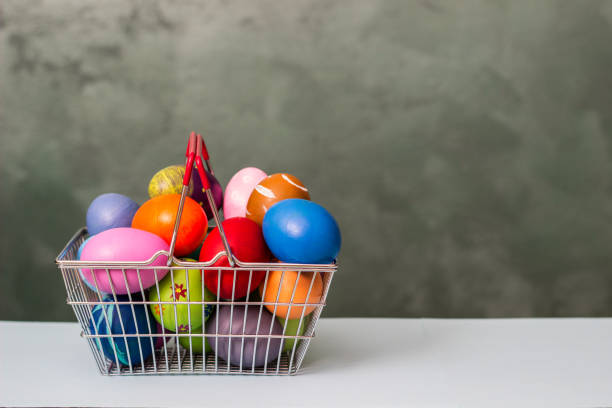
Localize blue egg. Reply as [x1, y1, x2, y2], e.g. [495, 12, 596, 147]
[76, 237, 97, 292]
[88, 295, 156, 366]
[77, 238, 90, 259]
[262, 199, 341, 264]
[86, 193, 139, 235]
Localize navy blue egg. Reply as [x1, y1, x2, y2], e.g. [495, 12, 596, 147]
[262, 199, 341, 264]
[88, 295, 156, 366]
[86, 193, 139, 235]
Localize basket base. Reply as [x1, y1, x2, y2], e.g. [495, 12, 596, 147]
[101, 345, 299, 376]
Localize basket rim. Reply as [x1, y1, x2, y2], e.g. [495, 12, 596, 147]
[57, 227, 338, 272]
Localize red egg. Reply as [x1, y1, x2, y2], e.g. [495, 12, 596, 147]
[200, 217, 271, 299]
[132, 194, 207, 257]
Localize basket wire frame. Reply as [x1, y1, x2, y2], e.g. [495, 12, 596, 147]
[58, 230, 336, 376]
[56, 134, 337, 376]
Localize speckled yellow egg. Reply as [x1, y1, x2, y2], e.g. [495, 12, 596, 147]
[148, 165, 187, 198]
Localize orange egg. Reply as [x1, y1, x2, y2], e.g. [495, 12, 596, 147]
[259, 269, 323, 319]
[245, 173, 310, 225]
[131, 194, 207, 257]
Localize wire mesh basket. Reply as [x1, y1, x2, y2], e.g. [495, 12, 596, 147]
[55, 133, 337, 376]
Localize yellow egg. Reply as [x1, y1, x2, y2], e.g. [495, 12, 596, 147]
[148, 165, 188, 198]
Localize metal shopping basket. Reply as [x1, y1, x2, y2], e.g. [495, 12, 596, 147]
[55, 133, 337, 376]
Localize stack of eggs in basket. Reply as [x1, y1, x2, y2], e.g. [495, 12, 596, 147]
[78, 164, 341, 368]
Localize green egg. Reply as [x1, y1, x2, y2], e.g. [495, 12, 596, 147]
[278, 316, 310, 353]
[179, 326, 212, 353]
[148, 259, 216, 333]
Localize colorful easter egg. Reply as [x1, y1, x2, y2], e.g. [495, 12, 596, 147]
[86, 193, 139, 235]
[148, 259, 215, 333]
[223, 167, 267, 219]
[77, 237, 97, 292]
[148, 165, 223, 220]
[259, 269, 323, 319]
[279, 316, 309, 353]
[190, 163, 224, 220]
[178, 326, 213, 353]
[77, 237, 90, 259]
[148, 165, 186, 198]
[80, 227, 169, 294]
[132, 194, 207, 257]
[207, 305, 283, 368]
[262, 199, 341, 264]
[246, 173, 310, 225]
[199, 217, 271, 300]
[154, 323, 174, 349]
[89, 295, 156, 366]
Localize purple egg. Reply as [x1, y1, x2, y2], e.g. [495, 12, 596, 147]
[207, 305, 283, 369]
[190, 164, 223, 220]
[86, 193, 139, 235]
[154, 322, 174, 349]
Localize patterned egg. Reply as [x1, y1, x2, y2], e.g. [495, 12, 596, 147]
[89, 295, 156, 366]
[148, 165, 186, 198]
[245, 173, 310, 225]
[148, 259, 216, 333]
[149, 164, 223, 220]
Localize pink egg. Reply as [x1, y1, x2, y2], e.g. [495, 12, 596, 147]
[223, 167, 267, 219]
[80, 227, 169, 295]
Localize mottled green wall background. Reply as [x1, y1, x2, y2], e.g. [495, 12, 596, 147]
[2, 0, 612, 321]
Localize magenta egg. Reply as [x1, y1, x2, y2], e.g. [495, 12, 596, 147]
[80, 227, 169, 295]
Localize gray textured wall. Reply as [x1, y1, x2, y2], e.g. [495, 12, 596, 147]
[2, 0, 612, 321]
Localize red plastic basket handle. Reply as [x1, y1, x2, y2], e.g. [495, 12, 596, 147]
[185, 131, 197, 156]
[172, 131, 234, 266]
[183, 132, 197, 186]
[198, 133, 210, 161]
[195, 135, 210, 191]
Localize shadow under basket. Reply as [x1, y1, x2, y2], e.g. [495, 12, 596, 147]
[56, 228, 337, 376]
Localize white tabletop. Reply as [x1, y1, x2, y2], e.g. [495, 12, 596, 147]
[1, 318, 611, 407]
